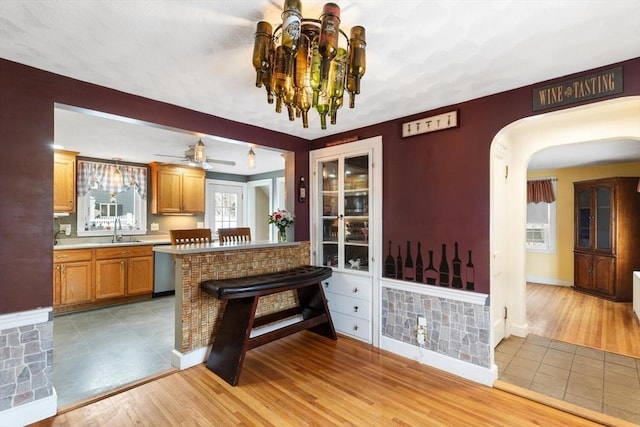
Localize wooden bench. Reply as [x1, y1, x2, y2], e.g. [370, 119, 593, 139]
[201, 265, 336, 386]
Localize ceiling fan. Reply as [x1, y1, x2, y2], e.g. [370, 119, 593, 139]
[154, 139, 236, 169]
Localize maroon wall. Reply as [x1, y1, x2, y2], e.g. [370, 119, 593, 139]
[0, 59, 309, 314]
[312, 58, 640, 294]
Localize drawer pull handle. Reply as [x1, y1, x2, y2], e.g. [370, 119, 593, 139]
[353, 306, 358, 312]
[353, 325, 359, 331]
[352, 287, 358, 293]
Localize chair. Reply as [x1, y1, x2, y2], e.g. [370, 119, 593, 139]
[170, 228, 212, 245]
[218, 227, 251, 244]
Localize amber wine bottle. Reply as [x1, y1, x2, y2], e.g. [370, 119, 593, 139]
[451, 242, 463, 289]
[281, 0, 302, 78]
[404, 241, 414, 281]
[425, 250, 437, 286]
[439, 243, 449, 287]
[318, 3, 341, 92]
[347, 26, 366, 108]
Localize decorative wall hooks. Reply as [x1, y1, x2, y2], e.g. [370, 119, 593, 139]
[401, 110, 458, 138]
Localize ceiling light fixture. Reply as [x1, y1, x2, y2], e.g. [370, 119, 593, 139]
[247, 147, 256, 169]
[252, 1, 366, 130]
[193, 139, 207, 163]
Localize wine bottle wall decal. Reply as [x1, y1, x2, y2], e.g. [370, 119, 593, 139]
[451, 242, 463, 288]
[466, 250, 475, 290]
[425, 250, 437, 285]
[385, 240, 395, 278]
[396, 245, 403, 280]
[415, 242, 424, 283]
[404, 241, 414, 281]
[439, 243, 449, 287]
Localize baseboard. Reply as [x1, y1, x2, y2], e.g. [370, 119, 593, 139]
[526, 276, 572, 287]
[0, 387, 57, 426]
[171, 346, 210, 370]
[379, 336, 498, 386]
[152, 290, 175, 298]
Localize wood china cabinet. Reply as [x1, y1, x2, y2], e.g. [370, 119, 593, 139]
[573, 177, 640, 302]
[150, 163, 205, 214]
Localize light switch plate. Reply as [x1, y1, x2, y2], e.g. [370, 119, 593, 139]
[150, 222, 159, 231]
[196, 222, 204, 228]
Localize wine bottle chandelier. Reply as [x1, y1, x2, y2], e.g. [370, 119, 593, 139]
[252, 1, 366, 130]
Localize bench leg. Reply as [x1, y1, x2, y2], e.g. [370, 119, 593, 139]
[296, 282, 337, 340]
[206, 296, 258, 386]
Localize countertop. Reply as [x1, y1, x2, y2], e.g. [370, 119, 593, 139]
[53, 235, 172, 250]
[153, 240, 301, 255]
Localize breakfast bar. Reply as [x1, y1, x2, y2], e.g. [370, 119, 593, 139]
[153, 240, 314, 368]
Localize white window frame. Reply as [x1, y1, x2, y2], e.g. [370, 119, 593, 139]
[525, 178, 557, 253]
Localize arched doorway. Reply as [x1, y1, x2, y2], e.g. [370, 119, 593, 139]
[490, 96, 640, 346]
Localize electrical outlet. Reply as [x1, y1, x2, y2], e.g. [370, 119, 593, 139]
[196, 222, 204, 228]
[417, 316, 427, 327]
[150, 222, 159, 231]
[60, 224, 71, 236]
[416, 316, 428, 345]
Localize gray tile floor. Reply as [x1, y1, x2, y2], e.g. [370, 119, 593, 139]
[53, 296, 175, 408]
[496, 335, 640, 425]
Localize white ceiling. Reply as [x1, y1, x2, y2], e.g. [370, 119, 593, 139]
[1, 0, 640, 172]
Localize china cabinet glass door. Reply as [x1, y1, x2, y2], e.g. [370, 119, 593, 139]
[318, 153, 370, 272]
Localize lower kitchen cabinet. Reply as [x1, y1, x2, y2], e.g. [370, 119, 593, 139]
[53, 249, 93, 305]
[54, 245, 153, 313]
[95, 246, 154, 299]
[323, 271, 372, 343]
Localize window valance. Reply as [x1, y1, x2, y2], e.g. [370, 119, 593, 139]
[527, 178, 556, 204]
[77, 160, 147, 199]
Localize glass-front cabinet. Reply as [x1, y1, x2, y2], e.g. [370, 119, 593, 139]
[319, 155, 370, 271]
[311, 136, 382, 345]
[575, 182, 613, 253]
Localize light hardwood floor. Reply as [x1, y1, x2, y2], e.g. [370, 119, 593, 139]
[526, 283, 640, 358]
[33, 332, 607, 427]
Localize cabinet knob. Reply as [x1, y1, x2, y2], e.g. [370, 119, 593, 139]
[353, 325, 359, 331]
[352, 287, 358, 293]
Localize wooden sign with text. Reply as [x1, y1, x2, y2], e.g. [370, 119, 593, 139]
[532, 67, 623, 111]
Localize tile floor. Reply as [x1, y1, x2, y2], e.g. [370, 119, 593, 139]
[52, 296, 175, 408]
[496, 334, 640, 425]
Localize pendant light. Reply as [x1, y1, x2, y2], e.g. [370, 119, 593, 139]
[247, 147, 256, 169]
[194, 139, 207, 163]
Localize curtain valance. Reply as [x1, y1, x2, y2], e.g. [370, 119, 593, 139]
[527, 179, 556, 204]
[77, 160, 147, 200]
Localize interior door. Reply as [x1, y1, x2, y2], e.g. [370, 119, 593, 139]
[205, 181, 245, 239]
[491, 142, 509, 347]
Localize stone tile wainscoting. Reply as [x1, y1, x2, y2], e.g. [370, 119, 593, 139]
[0, 308, 57, 426]
[380, 281, 495, 385]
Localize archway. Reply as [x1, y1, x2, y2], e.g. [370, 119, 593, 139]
[490, 96, 640, 346]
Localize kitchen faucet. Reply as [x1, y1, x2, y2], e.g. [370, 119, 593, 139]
[112, 217, 123, 243]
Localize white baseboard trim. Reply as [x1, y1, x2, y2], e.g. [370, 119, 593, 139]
[380, 336, 497, 387]
[526, 276, 572, 287]
[0, 307, 52, 331]
[0, 387, 57, 426]
[171, 346, 211, 370]
[509, 322, 529, 338]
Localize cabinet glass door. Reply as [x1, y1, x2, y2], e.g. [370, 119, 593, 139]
[343, 155, 369, 272]
[317, 154, 370, 272]
[576, 188, 592, 249]
[595, 186, 612, 251]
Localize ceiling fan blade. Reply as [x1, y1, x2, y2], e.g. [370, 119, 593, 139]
[153, 153, 185, 160]
[206, 158, 236, 166]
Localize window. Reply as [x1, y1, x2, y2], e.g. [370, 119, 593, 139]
[205, 181, 245, 239]
[526, 178, 557, 252]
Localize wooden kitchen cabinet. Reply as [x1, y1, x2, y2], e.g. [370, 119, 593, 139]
[573, 177, 640, 302]
[95, 246, 153, 299]
[53, 249, 93, 306]
[53, 150, 78, 213]
[150, 163, 205, 214]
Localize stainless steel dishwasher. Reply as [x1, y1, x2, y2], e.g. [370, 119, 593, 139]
[154, 246, 175, 296]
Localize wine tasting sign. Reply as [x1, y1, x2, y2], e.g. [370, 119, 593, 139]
[532, 67, 623, 111]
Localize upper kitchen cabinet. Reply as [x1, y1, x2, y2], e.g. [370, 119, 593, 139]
[53, 150, 78, 213]
[150, 163, 205, 214]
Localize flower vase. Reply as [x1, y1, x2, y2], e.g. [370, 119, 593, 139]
[278, 227, 287, 243]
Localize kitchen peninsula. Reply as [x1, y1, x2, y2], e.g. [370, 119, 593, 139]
[153, 240, 311, 369]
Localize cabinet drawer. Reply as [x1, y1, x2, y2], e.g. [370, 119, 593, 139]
[322, 273, 371, 300]
[326, 292, 371, 321]
[330, 311, 371, 342]
[53, 249, 92, 263]
[95, 245, 153, 260]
